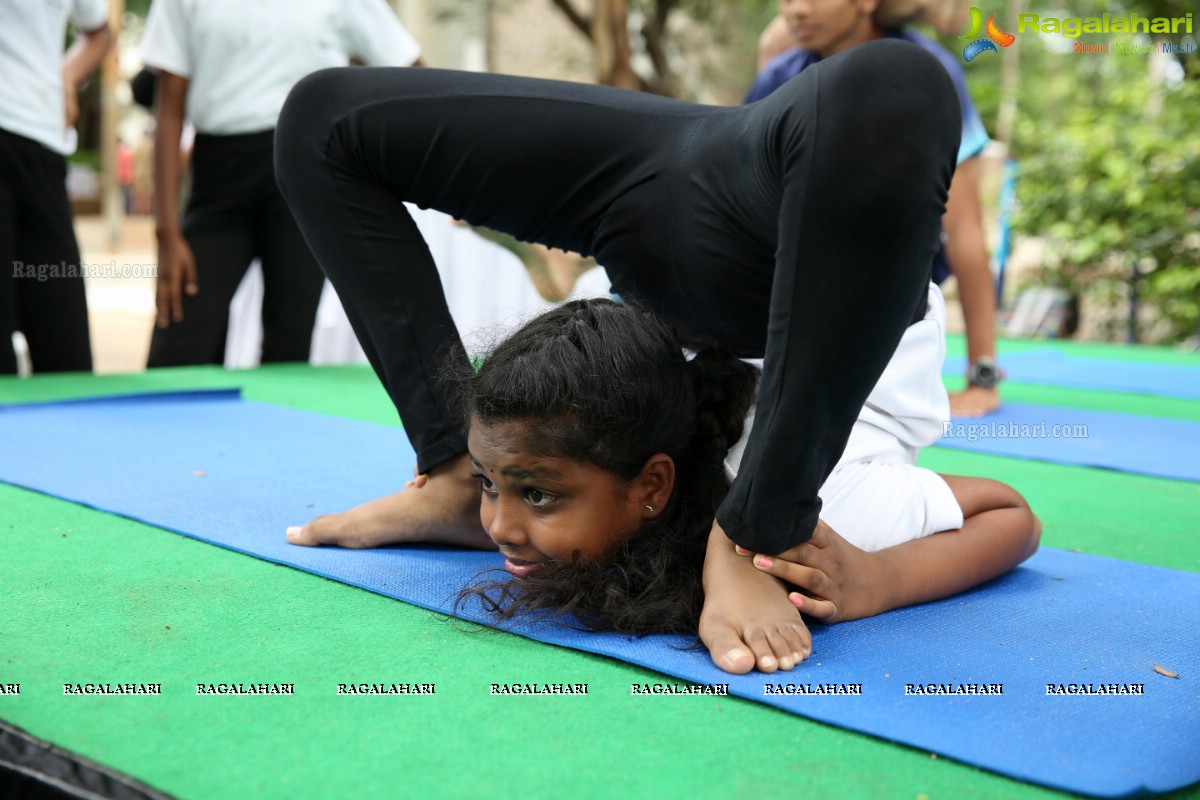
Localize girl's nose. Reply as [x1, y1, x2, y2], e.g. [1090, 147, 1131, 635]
[486, 497, 527, 547]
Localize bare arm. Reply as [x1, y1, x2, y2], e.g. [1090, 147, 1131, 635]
[750, 475, 1040, 622]
[152, 71, 198, 328]
[869, 475, 1040, 610]
[467, 226, 595, 299]
[62, 23, 114, 127]
[943, 158, 1001, 416]
[757, 15, 795, 71]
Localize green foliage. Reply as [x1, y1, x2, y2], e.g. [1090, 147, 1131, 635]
[126, 0, 152, 18]
[957, 0, 1200, 342]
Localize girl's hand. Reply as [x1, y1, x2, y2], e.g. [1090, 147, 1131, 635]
[737, 520, 892, 623]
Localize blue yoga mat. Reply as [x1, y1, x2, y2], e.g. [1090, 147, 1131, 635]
[944, 349, 1200, 400]
[2, 392, 1197, 798]
[938, 401, 1200, 482]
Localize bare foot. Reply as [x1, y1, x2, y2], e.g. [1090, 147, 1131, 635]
[698, 523, 811, 675]
[750, 519, 888, 623]
[286, 454, 494, 550]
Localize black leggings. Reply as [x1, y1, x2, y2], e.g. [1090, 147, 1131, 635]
[147, 130, 324, 367]
[275, 39, 960, 553]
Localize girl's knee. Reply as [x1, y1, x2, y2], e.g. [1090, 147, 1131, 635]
[280, 67, 350, 128]
[275, 68, 350, 187]
[822, 39, 960, 158]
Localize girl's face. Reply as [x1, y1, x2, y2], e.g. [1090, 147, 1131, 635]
[467, 419, 655, 578]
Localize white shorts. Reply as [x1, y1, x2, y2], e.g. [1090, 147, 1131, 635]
[818, 458, 963, 552]
[724, 283, 964, 552]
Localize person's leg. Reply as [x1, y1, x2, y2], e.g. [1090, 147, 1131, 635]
[716, 40, 963, 554]
[703, 273, 954, 674]
[147, 134, 258, 367]
[275, 66, 685, 473]
[700, 518, 811, 675]
[256, 176, 324, 364]
[146, 227, 254, 366]
[0, 163, 18, 375]
[0, 130, 92, 373]
[275, 67, 687, 548]
[699, 457, 958, 675]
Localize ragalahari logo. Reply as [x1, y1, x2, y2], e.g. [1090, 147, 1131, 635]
[961, 7, 1016, 61]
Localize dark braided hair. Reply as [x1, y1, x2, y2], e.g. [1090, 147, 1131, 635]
[445, 298, 758, 634]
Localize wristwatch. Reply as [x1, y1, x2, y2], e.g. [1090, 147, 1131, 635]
[967, 357, 1001, 390]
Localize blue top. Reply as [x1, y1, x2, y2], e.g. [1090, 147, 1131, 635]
[745, 28, 989, 283]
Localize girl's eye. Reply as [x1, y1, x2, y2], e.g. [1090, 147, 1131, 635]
[473, 473, 497, 494]
[525, 489, 554, 508]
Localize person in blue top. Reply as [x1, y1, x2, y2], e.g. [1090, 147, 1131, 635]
[747, 0, 1002, 417]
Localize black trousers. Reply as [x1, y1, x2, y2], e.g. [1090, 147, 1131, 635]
[147, 130, 324, 366]
[275, 39, 960, 553]
[0, 128, 92, 375]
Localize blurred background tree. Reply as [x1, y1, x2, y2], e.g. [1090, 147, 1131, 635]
[947, 0, 1199, 342]
[546, 0, 778, 98]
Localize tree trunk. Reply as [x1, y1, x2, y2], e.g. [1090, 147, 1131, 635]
[592, 0, 640, 89]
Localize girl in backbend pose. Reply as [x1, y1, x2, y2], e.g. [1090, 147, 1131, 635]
[275, 40, 1034, 672]
[296, 294, 1040, 673]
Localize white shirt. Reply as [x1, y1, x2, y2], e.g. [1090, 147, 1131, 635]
[141, 0, 421, 135]
[0, 0, 109, 154]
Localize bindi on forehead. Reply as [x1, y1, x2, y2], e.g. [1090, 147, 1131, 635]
[467, 419, 569, 480]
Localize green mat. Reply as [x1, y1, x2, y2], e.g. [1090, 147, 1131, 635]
[2, 358, 1198, 799]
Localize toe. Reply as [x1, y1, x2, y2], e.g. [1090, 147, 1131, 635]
[777, 625, 809, 669]
[286, 524, 318, 546]
[701, 626, 757, 675]
[791, 623, 813, 661]
[286, 515, 348, 547]
[743, 629, 778, 673]
[767, 630, 796, 671]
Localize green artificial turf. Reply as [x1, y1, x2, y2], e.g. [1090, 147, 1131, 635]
[944, 333, 1200, 367]
[2, 357, 1198, 800]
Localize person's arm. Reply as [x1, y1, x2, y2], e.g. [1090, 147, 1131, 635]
[748, 475, 1040, 622]
[152, 71, 198, 328]
[717, 50, 962, 556]
[942, 157, 1001, 416]
[62, 23, 114, 127]
[757, 15, 795, 71]
[341, 0, 423, 67]
[464, 226, 595, 300]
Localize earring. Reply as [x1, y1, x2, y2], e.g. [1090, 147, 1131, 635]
[645, 505, 654, 512]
